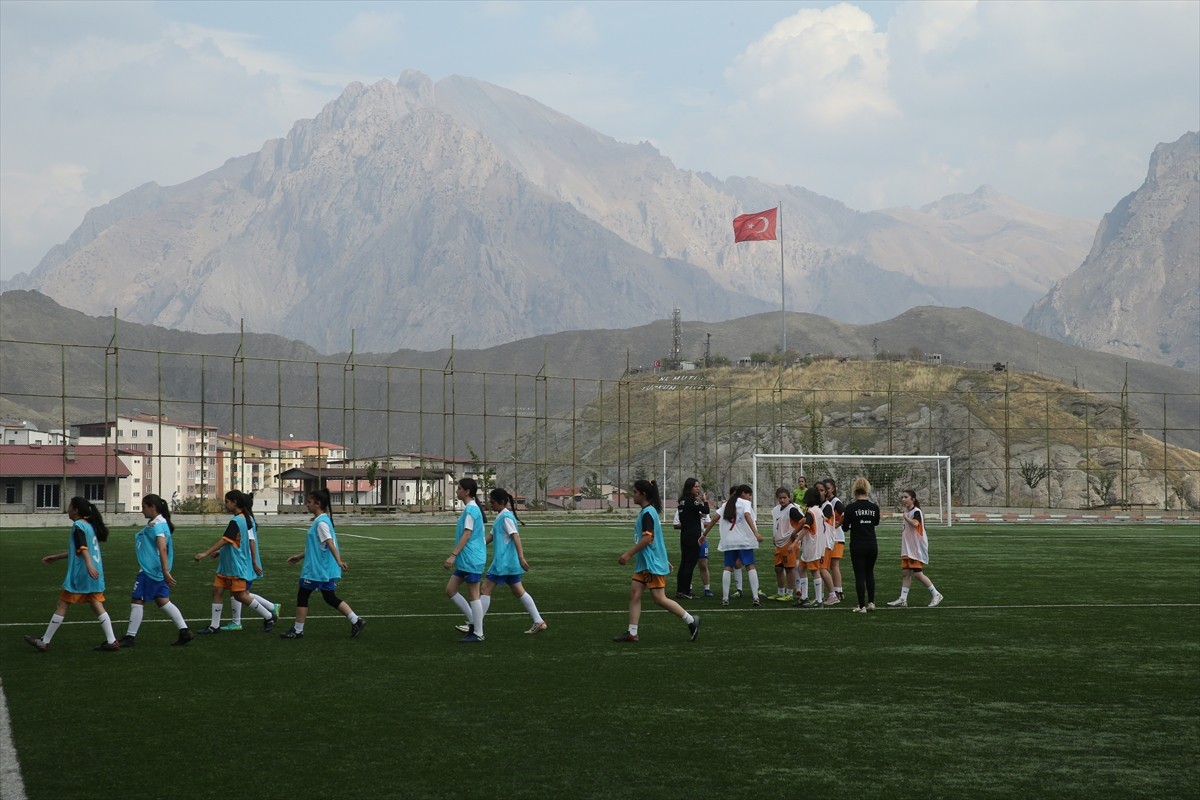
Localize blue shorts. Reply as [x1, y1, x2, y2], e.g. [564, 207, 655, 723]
[723, 549, 757, 568]
[486, 573, 523, 585]
[453, 570, 482, 584]
[699, 540, 710, 559]
[245, 579, 255, 591]
[299, 578, 338, 592]
[131, 572, 170, 601]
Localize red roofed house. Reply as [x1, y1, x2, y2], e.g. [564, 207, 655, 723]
[0, 444, 132, 513]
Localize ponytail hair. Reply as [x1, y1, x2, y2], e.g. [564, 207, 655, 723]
[141, 493, 175, 534]
[902, 488, 920, 508]
[852, 477, 870, 497]
[489, 487, 522, 524]
[308, 487, 334, 525]
[723, 484, 751, 523]
[632, 478, 662, 513]
[225, 489, 256, 529]
[459, 477, 486, 523]
[69, 496, 109, 542]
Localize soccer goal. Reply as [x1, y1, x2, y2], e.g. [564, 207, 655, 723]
[750, 453, 953, 526]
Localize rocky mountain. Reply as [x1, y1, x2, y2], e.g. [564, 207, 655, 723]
[5, 71, 1094, 352]
[1024, 132, 1200, 371]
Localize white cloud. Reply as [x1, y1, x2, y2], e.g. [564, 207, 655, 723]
[544, 6, 598, 48]
[726, 3, 897, 126]
[333, 11, 405, 64]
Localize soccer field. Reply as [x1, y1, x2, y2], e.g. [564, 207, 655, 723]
[1, 520, 1197, 799]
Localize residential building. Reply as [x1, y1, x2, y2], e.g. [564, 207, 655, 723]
[76, 413, 218, 504]
[0, 443, 132, 513]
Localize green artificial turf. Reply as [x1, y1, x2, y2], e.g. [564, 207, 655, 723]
[1, 521, 1197, 799]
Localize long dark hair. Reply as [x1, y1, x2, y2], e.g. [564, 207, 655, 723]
[141, 493, 175, 534]
[68, 496, 109, 542]
[723, 484, 751, 522]
[902, 488, 921, 508]
[489, 487, 522, 524]
[308, 487, 334, 525]
[459, 477, 487, 523]
[225, 489, 255, 529]
[633, 479, 662, 513]
[678, 477, 700, 503]
[802, 486, 822, 508]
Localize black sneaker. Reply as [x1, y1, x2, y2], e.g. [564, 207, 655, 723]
[23, 635, 48, 653]
[752, 598, 763, 607]
[459, 632, 484, 643]
[263, 613, 277, 634]
[350, 618, 366, 638]
[118, 634, 136, 648]
[688, 615, 701, 642]
[94, 640, 120, 652]
[279, 628, 304, 639]
[611, 632, 639, 642]
[171, 629, 194, 647]
[195, 625, 220, 635]
[674, 592, 694, 600]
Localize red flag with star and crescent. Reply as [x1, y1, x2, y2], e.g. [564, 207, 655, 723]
[732, 207, 778, 242]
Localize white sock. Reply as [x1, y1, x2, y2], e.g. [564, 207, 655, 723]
[929, 584, 939, 596]
[900, 587, 911, 600]
[230, 598, 243, 624]
[469, 599, 484, 636]
[682, 612, 695, 625]
[251, 593, 272, 609]
[42, 613, 65, 643]
[160, 601, 187, 630]
[127, 604, 145, 636]
[210, 604, 223, 628]
[735, 569, 744, 590]
[98, 612, 116, 644]
[814, 578, 823, 603]
[450, 593, 472, 622]
[294, 620, 305, 633]
[629, 624, 638, 636]
[703, 584, 711, 591]
[519, 593, 543, 624]
[721, 570, 731, 600]
[480, 595, 493, 616]
[748, 570, 760, 597]
[799, 577, 809, 600]
[247, 599, 273, 620]
[347, 611, 360, 624]
[835, 586, 843, 594]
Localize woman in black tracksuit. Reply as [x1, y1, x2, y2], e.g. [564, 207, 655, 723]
[673, 477, 709, 600]
[842, 477, 881, 613]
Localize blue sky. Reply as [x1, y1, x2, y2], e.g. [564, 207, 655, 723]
[2, 0, 1197, 280]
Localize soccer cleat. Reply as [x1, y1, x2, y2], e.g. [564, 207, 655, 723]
[94, 640, 120, 652]
[752, 598, 763, 607]
[195, 625, 221, 635]
[774, 594, 792, 602]
[867, 602, 876, 612]
[263, 611, 278, 634]
[886, 598, 907, 607]
[757, 590, 768, 600]
[118, 634, 137, 648]
[851, 606, 867, 614]
[688, 615, 701, 641]
[455, 623, 471, 633]
[703, 589, 714, 597]
[929, 592, 944, 608]
[172, 629, 194, 647]
[795, 598, 814, 608]
[279, 628, 304, 639]
[674, 592, 694, 600]
[611, 632, 639, 642]
[273, 602, 283, 619]
[525, 621, 548, 635]
[823, 594, 841, 606]
[350, 618, 366, 638]
[720, 599, 729, 607]
[219, 622, 243, 632]
[23, 635, 48, 653]
[459, 632, 484, 644]
[732, 589, 743, 600]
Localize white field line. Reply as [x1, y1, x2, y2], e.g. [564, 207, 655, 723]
[2, 602, 1197, 629]
[0, 676, 28, 800]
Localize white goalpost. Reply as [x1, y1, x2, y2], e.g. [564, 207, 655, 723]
[750, 453, 953, 526]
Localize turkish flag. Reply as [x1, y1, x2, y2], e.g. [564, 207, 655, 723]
[732, 208, 778, 242]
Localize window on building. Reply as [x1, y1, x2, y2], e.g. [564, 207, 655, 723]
[146, 430, 153, 438]
[36, 483, 60, 509]
[83, 483, 105, 502]
[146, 445, 152, 453]
[4, 484, 17, 504]
[133, 491, 140, 498]
[131, 430, 138, 438]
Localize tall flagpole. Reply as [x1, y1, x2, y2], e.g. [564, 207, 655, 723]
[779, 200, 786, 357]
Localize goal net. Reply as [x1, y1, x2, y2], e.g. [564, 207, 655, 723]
[750, 453, 953, 526]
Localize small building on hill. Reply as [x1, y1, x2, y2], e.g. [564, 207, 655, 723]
[0, 444, 132, 513]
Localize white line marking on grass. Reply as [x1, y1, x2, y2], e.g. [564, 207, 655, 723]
[0, 676, 28, 800]
[2, 602, 1197, 628]
[337, 533, 387, 541]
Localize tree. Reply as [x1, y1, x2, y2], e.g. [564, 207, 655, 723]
[708, 354, 731, 367]
[1088, 467, 1117, 507]
[749, 351, 772, 365]
[1017, 458, 1050, 508]
[172, 496, 222, 514]
[583, 472, 605, 500]
[633, 463, 649, 483]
